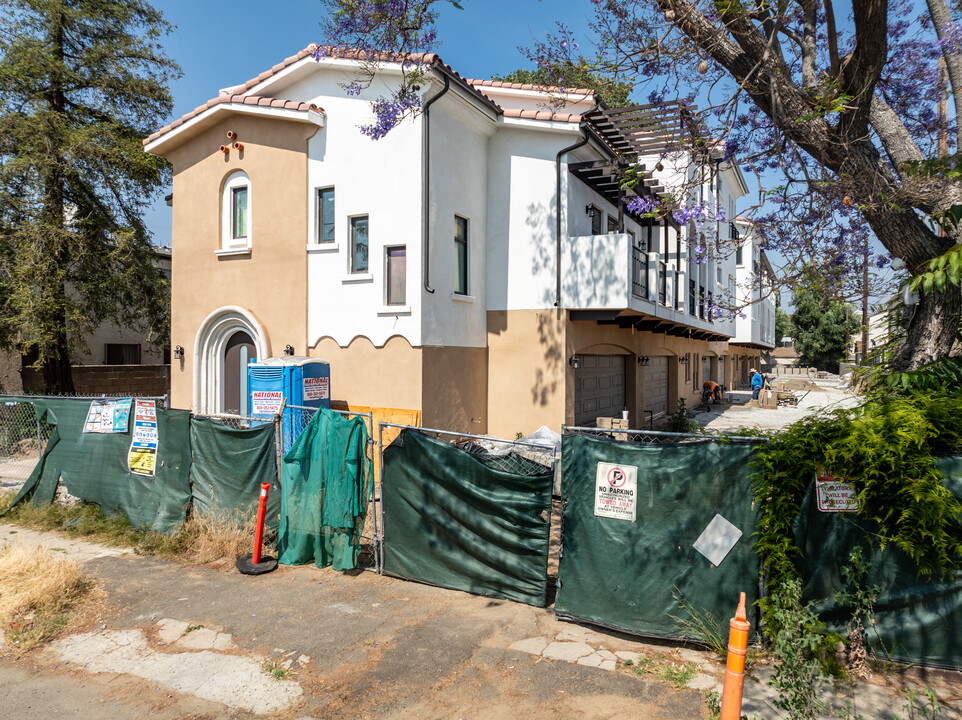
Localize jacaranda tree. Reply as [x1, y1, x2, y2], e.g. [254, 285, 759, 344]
[320, 0, 962, 372]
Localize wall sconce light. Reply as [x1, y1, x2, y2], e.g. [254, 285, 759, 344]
[173, 345, 184, 360]
[680, 353, 690, 364]
[585, 204, 597, 218]
[568, 354, 580, 370]
[284, 345, 295, 356]
[637, 355, 650, 366]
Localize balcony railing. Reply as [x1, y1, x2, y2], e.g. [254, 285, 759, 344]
[632, 246, 649, 299]
[689, 280, 696, 315]
[707, 291, 714, 323]
[730, 221, 740, 240]
[699, 286, 706, 319]
[658, 261, 667, 305]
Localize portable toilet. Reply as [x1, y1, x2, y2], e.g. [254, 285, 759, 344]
[248, 356, 330, 452]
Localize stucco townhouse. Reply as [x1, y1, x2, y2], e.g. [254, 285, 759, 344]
[144, 45, 769, 437]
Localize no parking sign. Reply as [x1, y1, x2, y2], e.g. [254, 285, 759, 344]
[594, 462, 638, 522]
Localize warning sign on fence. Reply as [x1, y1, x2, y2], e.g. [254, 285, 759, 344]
[594, 462, 638, 522]
[128, 400, 158, 477]
[83, 398, 132, 434]
[816, 475, 859, 512]
[303, 377, 329, 401]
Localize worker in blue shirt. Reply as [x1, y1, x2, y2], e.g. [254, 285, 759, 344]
[750, 369, 764, 400]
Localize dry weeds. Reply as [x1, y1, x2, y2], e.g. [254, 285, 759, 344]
[0, 543, 96, 650]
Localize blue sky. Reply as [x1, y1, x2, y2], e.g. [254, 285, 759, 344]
[146, 0, 594, 242]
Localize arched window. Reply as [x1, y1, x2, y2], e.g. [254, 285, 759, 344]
[222, 171, 251, 252]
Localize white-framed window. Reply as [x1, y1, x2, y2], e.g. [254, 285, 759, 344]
[315, 187, 335, 243]
[222, 171, 251, 251]
[607, 214, 618, 234]
[385, 245, 406, 306]
[349, 215, 369, 273]
[454, 215, 468, 295]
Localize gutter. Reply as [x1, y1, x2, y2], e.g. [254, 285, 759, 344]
[554, 129, 590, 307]
[422, 73, 450, 294]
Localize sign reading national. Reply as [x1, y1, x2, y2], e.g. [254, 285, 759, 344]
[594, 462, 638, 522]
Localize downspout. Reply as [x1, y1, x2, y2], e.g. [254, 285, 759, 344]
[555, 128, 590, 307]
[422, 73, 450, 294]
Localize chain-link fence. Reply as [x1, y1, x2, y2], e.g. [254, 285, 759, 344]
[0, 394, 168, 493]
[562, 425, 765, 445]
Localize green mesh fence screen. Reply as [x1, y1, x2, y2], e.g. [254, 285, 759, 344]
[381, 429, 554, 607]
[555, 434, 763, 639]
[277, 408, 371, 571]
[5, 399, 191, 533]
[189, 418, 280, 530]
[797, 455, 962, 669]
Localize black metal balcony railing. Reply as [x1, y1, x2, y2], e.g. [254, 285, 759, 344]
[689, 280, 696, 315]
[730, 221, 740, 240]
[707, 291, 714, 323]
[658, 261, 667, 305]
[699, 287, 706, 319]
[632, 246, 649, 300]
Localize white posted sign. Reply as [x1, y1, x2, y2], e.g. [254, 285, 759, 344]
[594, 462, 638, 521]
[816, 476, 859, 512]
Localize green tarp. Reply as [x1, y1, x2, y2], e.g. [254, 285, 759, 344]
[5, 398, 191, 533]
[189, 418, 280, 530]
[277, 408, 371, 571]
[556, 435, 763, 639]
[381, 429, 554, 607]
[797, 455, 962, 668]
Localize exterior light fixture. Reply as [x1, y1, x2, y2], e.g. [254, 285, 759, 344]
[173, 345, 184, 360]
[284, 345, 295, 356]
[638, 355, 650, 366]
[585, 205, 597, 218]
[680, 353, 690, 364]
[568, 354, 580, 370]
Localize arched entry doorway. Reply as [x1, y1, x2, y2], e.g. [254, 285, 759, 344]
[193, 306, 270, 414]
[223, 331, 255, 415]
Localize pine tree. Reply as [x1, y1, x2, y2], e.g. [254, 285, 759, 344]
[0, 0, 180, 393]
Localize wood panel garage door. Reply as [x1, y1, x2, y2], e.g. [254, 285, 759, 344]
[574, 355, 626, 426]
[644, 356, 669, 417]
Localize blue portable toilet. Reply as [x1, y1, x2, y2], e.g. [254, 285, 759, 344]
[248, 356, 331, 452]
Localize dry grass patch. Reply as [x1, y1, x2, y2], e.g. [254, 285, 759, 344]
[0, 543, 97, 651]
[178, 510, 257, 568]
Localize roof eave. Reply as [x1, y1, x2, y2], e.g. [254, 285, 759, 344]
[144, 104, 325, 156]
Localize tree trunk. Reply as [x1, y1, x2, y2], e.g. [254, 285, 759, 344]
[42, 335, 75, 395]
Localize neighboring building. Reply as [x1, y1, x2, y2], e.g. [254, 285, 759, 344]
[729, 219, 776, 384]
[145, 45, 755, 435]
[9, 245, 171, 397]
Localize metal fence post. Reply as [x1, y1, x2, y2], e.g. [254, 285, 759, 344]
[273, 398, 287, 488]
[377, 421, 385, 574]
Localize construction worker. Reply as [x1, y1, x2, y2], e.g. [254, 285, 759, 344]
[703, 379, 723, 404]
[750, 368, 764, 400]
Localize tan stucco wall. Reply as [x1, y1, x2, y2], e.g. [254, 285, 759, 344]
[164, 115, 316, 409]
[487, 310, 567, 438]
[422, 346, 487, 435]
[311, 335, 422, 412]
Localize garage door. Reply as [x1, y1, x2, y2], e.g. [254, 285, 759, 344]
[644, 356, 669, 417]
[574, 355, 626, 426]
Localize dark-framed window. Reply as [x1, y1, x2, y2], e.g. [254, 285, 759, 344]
[316, 187, 335, 243]
[350, 215, 369, 273]
[455, 215, 468, 295]
[386, 245, 406, 305]
[105, 343, 141, 365]
[607, 215, 619, 234]
[231, 186, 248, 240]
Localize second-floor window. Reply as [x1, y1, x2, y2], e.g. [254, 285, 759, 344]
[386, 246, 406, 305]
[590, 205, 602, 235]
[222, 171, 251, 251]
[316, 188, 335, 243]
[455, 215, 468, 295]
[607, 215, 618, 234]
[350, 216, 369, 273]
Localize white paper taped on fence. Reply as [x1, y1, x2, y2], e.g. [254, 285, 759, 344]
[693, 514, 742, 566]
[83, 398, 132, 434]
[594, 462, 638, 522]
[128, 399, 158, 477]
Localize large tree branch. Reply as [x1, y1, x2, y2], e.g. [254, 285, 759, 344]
[926, 0, 962, 150]
[801, 0, 818, 89]
[838, 0, 889, 136]
[869, 95, 924, 168]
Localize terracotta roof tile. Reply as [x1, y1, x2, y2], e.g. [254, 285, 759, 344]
[502, 108, 582, 123]
[143, 93, 323, 146]
[466, 78, 596, 96]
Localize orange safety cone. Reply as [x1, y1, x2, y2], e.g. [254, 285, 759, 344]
[721, 592, 750, 720]
[235, 482, 278, 575]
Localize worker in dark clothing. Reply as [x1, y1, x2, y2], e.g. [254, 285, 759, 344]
[702, 380, 723, 404]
